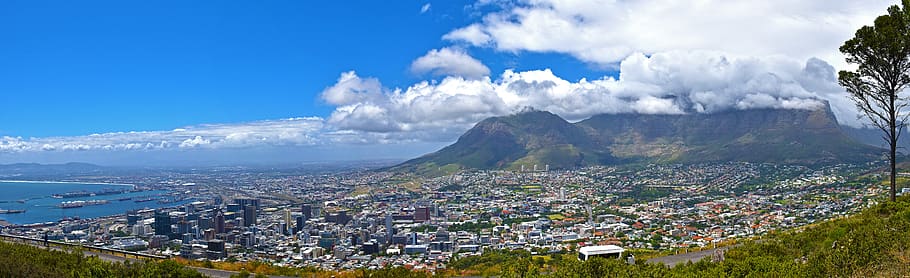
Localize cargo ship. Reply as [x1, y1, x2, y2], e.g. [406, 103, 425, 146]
[134, 196, 157, 203]
[58, 200, 109, 209]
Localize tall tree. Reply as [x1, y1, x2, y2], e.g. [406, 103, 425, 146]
[839, 0, 910, 202]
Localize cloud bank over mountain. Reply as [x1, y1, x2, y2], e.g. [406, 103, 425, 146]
[324, 50, 861, 136]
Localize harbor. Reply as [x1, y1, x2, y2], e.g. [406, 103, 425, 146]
[0, 181, 189, 225]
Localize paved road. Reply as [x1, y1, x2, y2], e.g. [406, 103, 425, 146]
[646, 246, 732, 267]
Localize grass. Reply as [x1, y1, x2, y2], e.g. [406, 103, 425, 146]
[547, 214, 566, 220]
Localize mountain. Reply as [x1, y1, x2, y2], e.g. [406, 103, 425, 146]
[577, 104, 878, 164]
[842, 126, 910, 151]
[396, 103, 881, 173]
[395, 110, 614, 173]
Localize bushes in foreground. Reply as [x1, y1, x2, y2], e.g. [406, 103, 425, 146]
[0, 241, 203, 278]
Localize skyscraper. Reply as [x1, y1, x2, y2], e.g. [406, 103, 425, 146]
[301, 204, 312, 220]
[385, 213, 393, 245]
[214, 210, 226, 234]
[284, 209, 291, 227]
[235, 198, 260, 210]
[154, 210, 172, 238]
[243, 205, 257, 227]
[415, 206, 430, 222]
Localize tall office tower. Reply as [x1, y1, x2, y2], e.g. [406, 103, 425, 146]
[243, 205, 257, 227]
[414, 206, 430, 222]
[301, 204, 312, 220]
[154, 210, 172, 237]
[214, 210, 226, 234]
[198, 216, 212, 231]
[385, 213, 393, 244]
[295, 216, 306, 233]
[235, 198, 260, 210]
[127, 213, 141, 226]
[335, 210, 351, 225]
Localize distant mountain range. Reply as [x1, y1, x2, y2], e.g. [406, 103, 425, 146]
[841, 126, 910, 151]
[395, 103, 883, 174]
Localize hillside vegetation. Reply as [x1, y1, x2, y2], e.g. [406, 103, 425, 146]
[0, 241, 204, 277]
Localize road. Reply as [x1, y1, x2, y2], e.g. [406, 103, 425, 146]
[646, 246, 732, 267]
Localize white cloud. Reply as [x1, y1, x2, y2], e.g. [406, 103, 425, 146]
[0, 118, 328, 153]
[320, 71, 383, 106]
[446, 0, 894, 68]
[442, 24, 491, 46]
[420, 3, 431, 14]
[410, 47, 491, 79]
[179, 136, 211, 148]
[323, 50, 862, 140]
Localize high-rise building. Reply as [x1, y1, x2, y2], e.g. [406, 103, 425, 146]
[335, 210, 351, 225]
[415, 206, 430, 222]
[284, 209, 291, 228]
[203, 229, 215, 241]
[127, 213, 141, 226]
[198, 216, 212, 231]
[226, 203, 242, 213]
[243, 205, 257, 227]
[154, 211, 172, 238]
[176, 220, 192, 236]
[385, 214, 394, 245]
[214, 210, 225, 234]
[301, 204, 312, 220]
[206, 239, 226, 259]
[235, 198, 260, 210]
[295, 216, 306, 234]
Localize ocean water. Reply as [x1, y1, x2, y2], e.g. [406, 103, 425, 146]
[0, 181, 188, 225]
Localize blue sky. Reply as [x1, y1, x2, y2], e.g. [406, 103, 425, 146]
[0, 0, 896, 165]
[0, 0, 599, 138]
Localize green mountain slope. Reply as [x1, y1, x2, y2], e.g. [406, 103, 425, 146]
[394, 110, 614, 173]
[396, 103, 880, 172]
[577, 103, 879, 164]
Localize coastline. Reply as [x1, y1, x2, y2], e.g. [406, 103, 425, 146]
[0, 180, 135, 187]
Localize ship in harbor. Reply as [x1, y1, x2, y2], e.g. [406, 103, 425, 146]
[57, 200, 109, 209]
[52, 188, 139, 199]
[133, 196, 157, 203]
[0, 209, 26, 214]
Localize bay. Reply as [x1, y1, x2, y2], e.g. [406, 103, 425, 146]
[0, 181, 188, 225]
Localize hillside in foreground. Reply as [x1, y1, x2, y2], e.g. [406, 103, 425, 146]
[0, 240, 204, 278]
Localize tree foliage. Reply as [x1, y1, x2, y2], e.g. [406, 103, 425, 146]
[839, 0, 910, 201]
